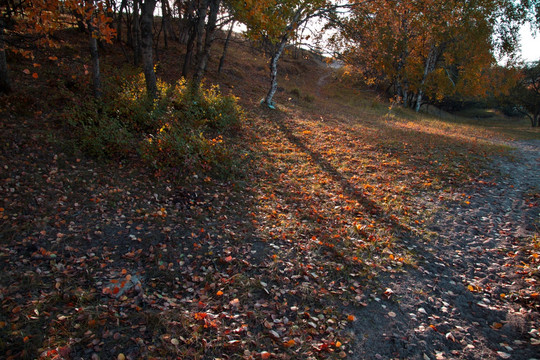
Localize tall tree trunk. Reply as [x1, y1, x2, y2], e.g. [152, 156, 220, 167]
[264, 36, 288, 108]
[133, 0, 142, 65]
[178, 0, 192, 44]
[88, 5, 102, 98]
[116, 0, 127, 43]
[192, 0, 221, 88]
[161, 0, 169, 48]
[165, 0, 178, 41]
[263, 8, 304, 108]
[141, 0, 158, 98]
[194, 0, 209, 65]
[218, 20, 235, 74]
[0, 19, 11, 94]
[182, 0, 207, 78]
[415, 45, 439, 112]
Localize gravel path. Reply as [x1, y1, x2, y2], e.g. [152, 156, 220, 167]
[350, 140, 540, 359]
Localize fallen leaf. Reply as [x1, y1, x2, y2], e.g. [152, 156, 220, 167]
[283, 339, 295, 347]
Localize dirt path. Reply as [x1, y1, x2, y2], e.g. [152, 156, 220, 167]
[348, 140, 539, 359]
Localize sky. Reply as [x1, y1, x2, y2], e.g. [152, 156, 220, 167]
[520, 24, 540, 62]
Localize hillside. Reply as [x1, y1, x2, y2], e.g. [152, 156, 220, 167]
[1, 28, 539, 360]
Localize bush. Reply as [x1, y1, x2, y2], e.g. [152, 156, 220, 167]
[66, 72, 244, 177]
[66, 99, 135, 158]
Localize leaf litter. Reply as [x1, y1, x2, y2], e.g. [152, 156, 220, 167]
[0, 58, 539, 360]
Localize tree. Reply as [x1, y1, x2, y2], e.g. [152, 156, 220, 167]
[0, 18, 10, 93]
[337, 0, 527, 111]
[230, 0, 337, 108]
[510, 61, 540, 127]
[140, 0, 158, 98]
[0, 0, 115, 96]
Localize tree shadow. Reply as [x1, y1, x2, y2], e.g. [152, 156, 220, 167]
[269, 114, 414, 239]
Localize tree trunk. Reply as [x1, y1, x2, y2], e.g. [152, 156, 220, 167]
[161, 0, 169, 48]
[132, 0, 142, 65]
[194, 0, 209, 65]
[0, 19, 11, 94]
[263, 8, 304, 108]
[192, 0, 221, 88]
[264, 36, 288, 108]
[116, 0, 127, 43]
[88, 5, 102, 98]
[178, 0, 192, 44]
[182, 0, 208, 78]
[141, 0, 158, 98]
[218, 20, 235, 74]
[415, 45, 439, 112]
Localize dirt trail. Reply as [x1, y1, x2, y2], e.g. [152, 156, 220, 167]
[312, 66, 539, 359]
[348, 141, 539, 359]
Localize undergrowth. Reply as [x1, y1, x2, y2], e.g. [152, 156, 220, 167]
[65, 72, 244, 178]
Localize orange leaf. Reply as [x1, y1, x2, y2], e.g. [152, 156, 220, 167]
[492, 322, 503, 329]
[121, 268, 127, 275]
[216, 290, 224, 296]
[283, 339, 295, 347]
[347, 315, 355, 321]
[49, 56, 58, 61]
[125, 274, 132, 282]
[32, 73, 39, 79]
[336, 341, 342, 347]
[261, 352, 271, 359]
[194, 312, 208, 320]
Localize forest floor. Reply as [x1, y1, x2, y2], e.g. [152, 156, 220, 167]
[1, 34, 539, 360]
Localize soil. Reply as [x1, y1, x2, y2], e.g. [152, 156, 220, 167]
[348, 139, 540, 359]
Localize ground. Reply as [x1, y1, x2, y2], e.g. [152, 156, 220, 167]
[0, 35, 539, 360]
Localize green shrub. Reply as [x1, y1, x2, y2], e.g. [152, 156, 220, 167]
[66, 99, 135, 158]
[66, 72, 243, 177]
